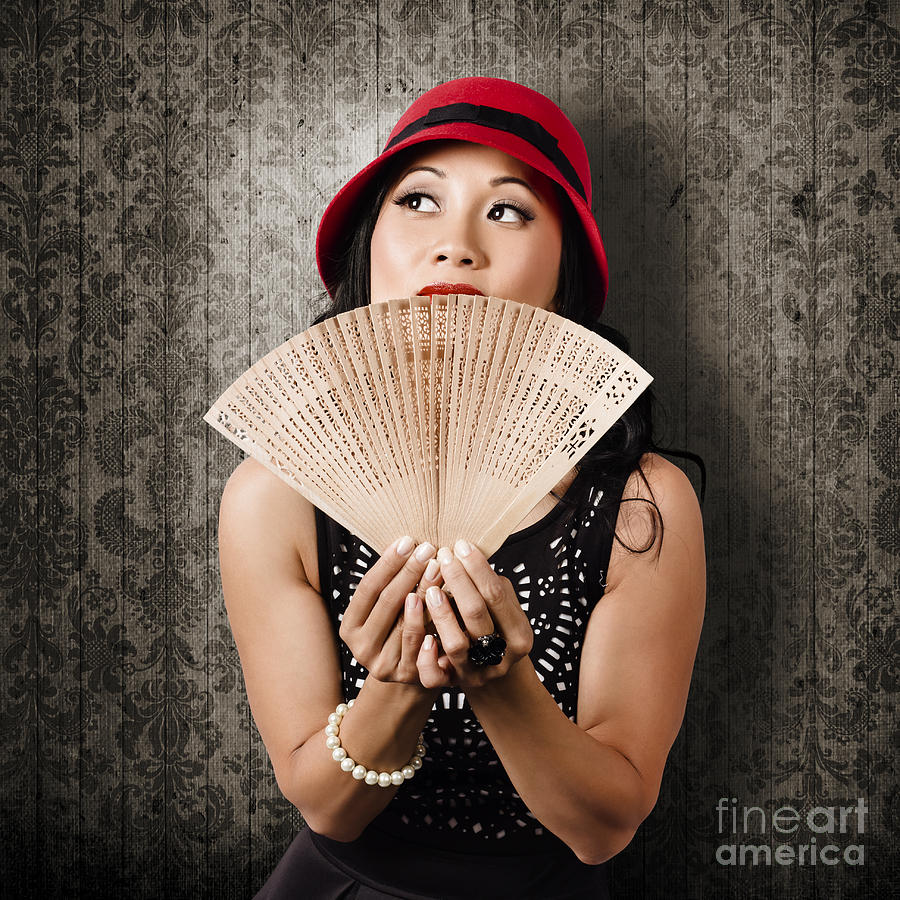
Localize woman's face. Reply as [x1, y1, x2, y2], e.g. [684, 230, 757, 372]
[370, 141, 564, 310]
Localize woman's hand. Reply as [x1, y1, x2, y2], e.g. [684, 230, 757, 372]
[416, 540, 534, 689]
[339, 536, 445, 685]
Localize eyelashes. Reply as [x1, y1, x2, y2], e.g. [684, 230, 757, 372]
[488, 199, 536, 223]
[392, 189, 438, 212]
[391, 189, 536, 223]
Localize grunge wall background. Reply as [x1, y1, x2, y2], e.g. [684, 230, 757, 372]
[1, 0, 897, 897]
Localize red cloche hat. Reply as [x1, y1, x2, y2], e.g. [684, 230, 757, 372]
[315, 77, 609, 313]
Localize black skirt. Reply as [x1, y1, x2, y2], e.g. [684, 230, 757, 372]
[253, 826, 610, 900]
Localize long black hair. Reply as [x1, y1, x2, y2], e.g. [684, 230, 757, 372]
[311, 144, 706, 558]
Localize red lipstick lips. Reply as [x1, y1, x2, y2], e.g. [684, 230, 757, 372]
[417, 283, 484, 296]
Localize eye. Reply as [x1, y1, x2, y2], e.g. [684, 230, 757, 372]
[487, 202, 534, 224]
[393, 190, 439, 212]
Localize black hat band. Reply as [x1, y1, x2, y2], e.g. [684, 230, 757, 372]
[384, 102, 587, 202]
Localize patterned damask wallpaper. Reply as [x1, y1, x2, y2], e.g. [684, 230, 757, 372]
[1, 0, 897, 897]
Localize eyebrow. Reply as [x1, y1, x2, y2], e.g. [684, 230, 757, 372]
[397, 166, 544, 203]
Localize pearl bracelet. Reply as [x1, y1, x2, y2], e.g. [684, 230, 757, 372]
[324, 698, 426, 787]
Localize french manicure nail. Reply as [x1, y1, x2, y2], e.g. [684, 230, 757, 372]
[424, 558, 440, 581]
[426, 586, 443, 608]
[454, 539, 472, 557]
[437, 547, 453, 566]
[414, 541, 436, 561]
[396, 535, 415, 555]
[423, 634, 434, 650]
[406, 593, 418, 612]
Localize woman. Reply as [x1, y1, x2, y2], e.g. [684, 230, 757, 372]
[218, 78, 706, 899]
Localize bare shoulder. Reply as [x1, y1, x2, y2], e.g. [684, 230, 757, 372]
[606, 452, 704, 593]
[221, 457, 321, 593]
[622, 452, 699, 506]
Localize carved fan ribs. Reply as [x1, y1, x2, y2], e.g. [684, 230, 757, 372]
[204, 295, 653, 558]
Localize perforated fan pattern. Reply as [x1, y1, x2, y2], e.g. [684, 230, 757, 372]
[204, 294, 652, 558]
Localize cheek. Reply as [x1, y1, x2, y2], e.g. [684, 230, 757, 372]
[518, 228, 562, 302]
[534, 232, 562, 271]
[370, 217, 417, 290]
[370, 221, 400, 295]
[370, 217, 391, 273]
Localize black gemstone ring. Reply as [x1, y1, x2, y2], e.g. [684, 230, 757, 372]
[467, 632, 507, 667]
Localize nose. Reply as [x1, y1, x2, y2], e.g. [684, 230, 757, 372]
[431, 217, 486, 268]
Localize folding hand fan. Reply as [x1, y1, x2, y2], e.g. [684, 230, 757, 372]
[204, 294, 652, 559]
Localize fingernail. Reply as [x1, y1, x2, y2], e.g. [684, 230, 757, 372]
[423, 634, 434, 650]
[414, 541, 436, 561]
[437, 547, 453, 566]
[405, 593, 418, 612]
[425, 586, 443, 608]
[424, 558, 440, 580]
[396, 536, 415, 555]
[454, 539, 472, 558]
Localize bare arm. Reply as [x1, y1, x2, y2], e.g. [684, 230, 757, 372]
[217, 458, 440, 841]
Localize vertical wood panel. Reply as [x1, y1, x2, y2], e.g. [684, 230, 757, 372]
[79, 3, 129, 896]
[770, 1, 806, 896]
[204, 3, 255, 897]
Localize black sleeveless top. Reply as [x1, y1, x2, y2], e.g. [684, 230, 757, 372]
[313, 464, 629, 861]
